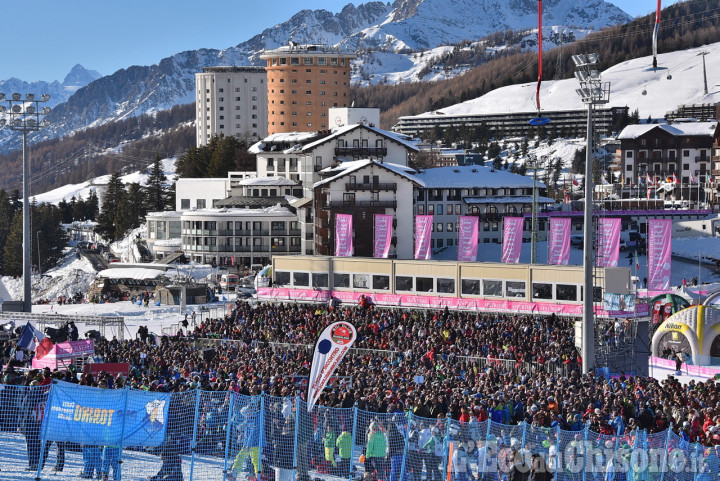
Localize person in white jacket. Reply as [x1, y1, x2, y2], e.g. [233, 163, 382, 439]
[452, 443, 471, 481]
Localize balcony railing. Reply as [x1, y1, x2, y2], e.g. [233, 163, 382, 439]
[271, 245, 288, 252]
[218, 230, 234, 236]
[334, 147, 387, 156]
[345, 182, 397, 191]
[289, 229, 301, 236]
[329, 200, 397, 208]
[289, 245, 301, 252]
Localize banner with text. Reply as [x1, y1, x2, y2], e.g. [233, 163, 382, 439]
[501, 217, 524, 263]
[457, 216, 479, 262]
[334, 214, 353, 257]
[597, 218, 621, 267]
[547, 217, 571, 265]
[648, 218, 672, 290]
[44, 381, 170, 447]
[307, 321, 357, 411]
[373, 214, 393, 258]
[414, 215, 433, 260]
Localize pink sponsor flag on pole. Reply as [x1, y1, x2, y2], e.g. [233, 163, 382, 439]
[414, 215, 433, 260]
[648, 219, 672, 290]
[373, 214, 393, 258]
[501, 217, 524, 263]
[334, 214, 353, 257]
[547, 217, 571, 265]
[597, 218, 622, 267]
[457, 216, 479, 261]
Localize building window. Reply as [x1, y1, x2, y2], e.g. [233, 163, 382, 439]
[318, 57, 327, 65]
[196, 199, 206, 209]
[436, 223, 443, 232]
[181, 199, 190, 209]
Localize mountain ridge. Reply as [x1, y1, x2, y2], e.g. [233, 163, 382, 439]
[0, 0, 630, 153]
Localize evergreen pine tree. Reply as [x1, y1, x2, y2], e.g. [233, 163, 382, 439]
[144, 153, 169, 212]
[2, 212, 23, 276]
[95, 172, 127, 241]
[85, 190, 100, 221]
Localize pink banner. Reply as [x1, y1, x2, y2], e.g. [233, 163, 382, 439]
[648, 219, 672, 290]
[501, 217, 524, 263]
[547, 217, 571, 265]
[373, 214, 393, 258]
[650, 357, 720, 379]
[257, 287, 648, 318]
[457, 216, 479, 262]
[597, 218, 621, 267]
[335, 214, 353, 257]
[414, 215, 433, 260]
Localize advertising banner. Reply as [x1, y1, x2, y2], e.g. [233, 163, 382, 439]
[457, 216, 479, 262]
[307, 321, 357, 411]
[335, 214, 353, 257]
[373, 214, 393, 258]
[44, 381, 170, 447]
[547, 217, 571, 265]
[414, 215, 433, 260]
[501, 217, 524, 264]
[597, 218, 621, 267]
[648, 219, 672, 290]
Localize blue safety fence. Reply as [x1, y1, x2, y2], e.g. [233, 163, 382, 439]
[1, 383, 720, 480]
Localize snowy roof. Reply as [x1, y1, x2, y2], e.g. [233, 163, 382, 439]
[249, 131, 322, 154]
[464, 195, 555, 204]
[301, 124, 420, 152]
[146, 211, 183, 219]
[97, 268, 167, 280]
[617, 122, 718, 140]
[235, 176, 298, 186]
[153, 239, 182, 247]
[410, 165, 546, 189]
[181, 206, 295, 217]
[314, 159, 419, 189]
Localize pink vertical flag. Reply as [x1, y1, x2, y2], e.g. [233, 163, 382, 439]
[414, 215, 433, 260]
[457, 216, 479, 262]
[648, 219, 672, 290]
[547, 217, 571, 265]
[501, 217, 524, 264]
[373, 214, 393, 258]
[597, 218, 621, 267]
[334, 214, 353, 257]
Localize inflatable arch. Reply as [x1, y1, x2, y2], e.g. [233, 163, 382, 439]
[651, 305, 720, 365]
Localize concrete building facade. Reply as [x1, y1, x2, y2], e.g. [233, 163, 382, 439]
[260, 44, 355, 135]
[195, 66, 268, 146]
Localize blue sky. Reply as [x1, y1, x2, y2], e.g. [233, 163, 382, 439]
[2, 0, 681, 83]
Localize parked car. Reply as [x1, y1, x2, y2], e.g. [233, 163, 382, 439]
[570, 235, 584, 247]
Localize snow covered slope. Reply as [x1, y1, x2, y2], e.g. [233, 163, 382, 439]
[411, 42, 720, 119]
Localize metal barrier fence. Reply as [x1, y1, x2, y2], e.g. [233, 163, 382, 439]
[1, 383, 716, 481]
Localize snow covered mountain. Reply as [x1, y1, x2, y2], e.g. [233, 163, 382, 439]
[0, 64, 101, 111]
[410, 41, 720, 120]
[0, 0, 630, 154]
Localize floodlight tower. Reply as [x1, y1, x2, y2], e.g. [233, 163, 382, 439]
[572, 54, 610, 375]
[0, 93, 52, 312]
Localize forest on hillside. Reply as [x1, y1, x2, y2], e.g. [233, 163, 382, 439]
[351, 0, 720, 129]
[0, 103, 196, 195]
[2, 0, 719, 195]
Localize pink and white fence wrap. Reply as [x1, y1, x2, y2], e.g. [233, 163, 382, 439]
[597, 218, 621, 267]
[648, 218, 672, 290]
[257, 287, 647, 318]
[547, 217, 571, 265]
[501, 217, 524, 263]
[414, 215, 433, 260]
[334, 213, 353, 257]
[373, 214, 393, 258]
[457, 216, 479, 262]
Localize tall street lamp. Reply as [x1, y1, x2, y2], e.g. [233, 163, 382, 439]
[572, 54, 610, 374]
[0, 93, 51, 312]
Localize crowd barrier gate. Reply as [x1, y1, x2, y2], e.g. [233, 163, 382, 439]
[0, 384, 717, 481]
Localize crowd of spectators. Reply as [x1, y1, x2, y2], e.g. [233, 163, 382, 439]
[3, 299, 720, 453]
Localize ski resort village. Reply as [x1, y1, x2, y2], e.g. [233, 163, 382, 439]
[2, 1, 720, 481]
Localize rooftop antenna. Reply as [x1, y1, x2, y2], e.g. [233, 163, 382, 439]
[652, 0, 661, 69]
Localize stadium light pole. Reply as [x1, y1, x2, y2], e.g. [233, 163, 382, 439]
[0, 93, 52, 312]
[572, 54, 610, 375]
